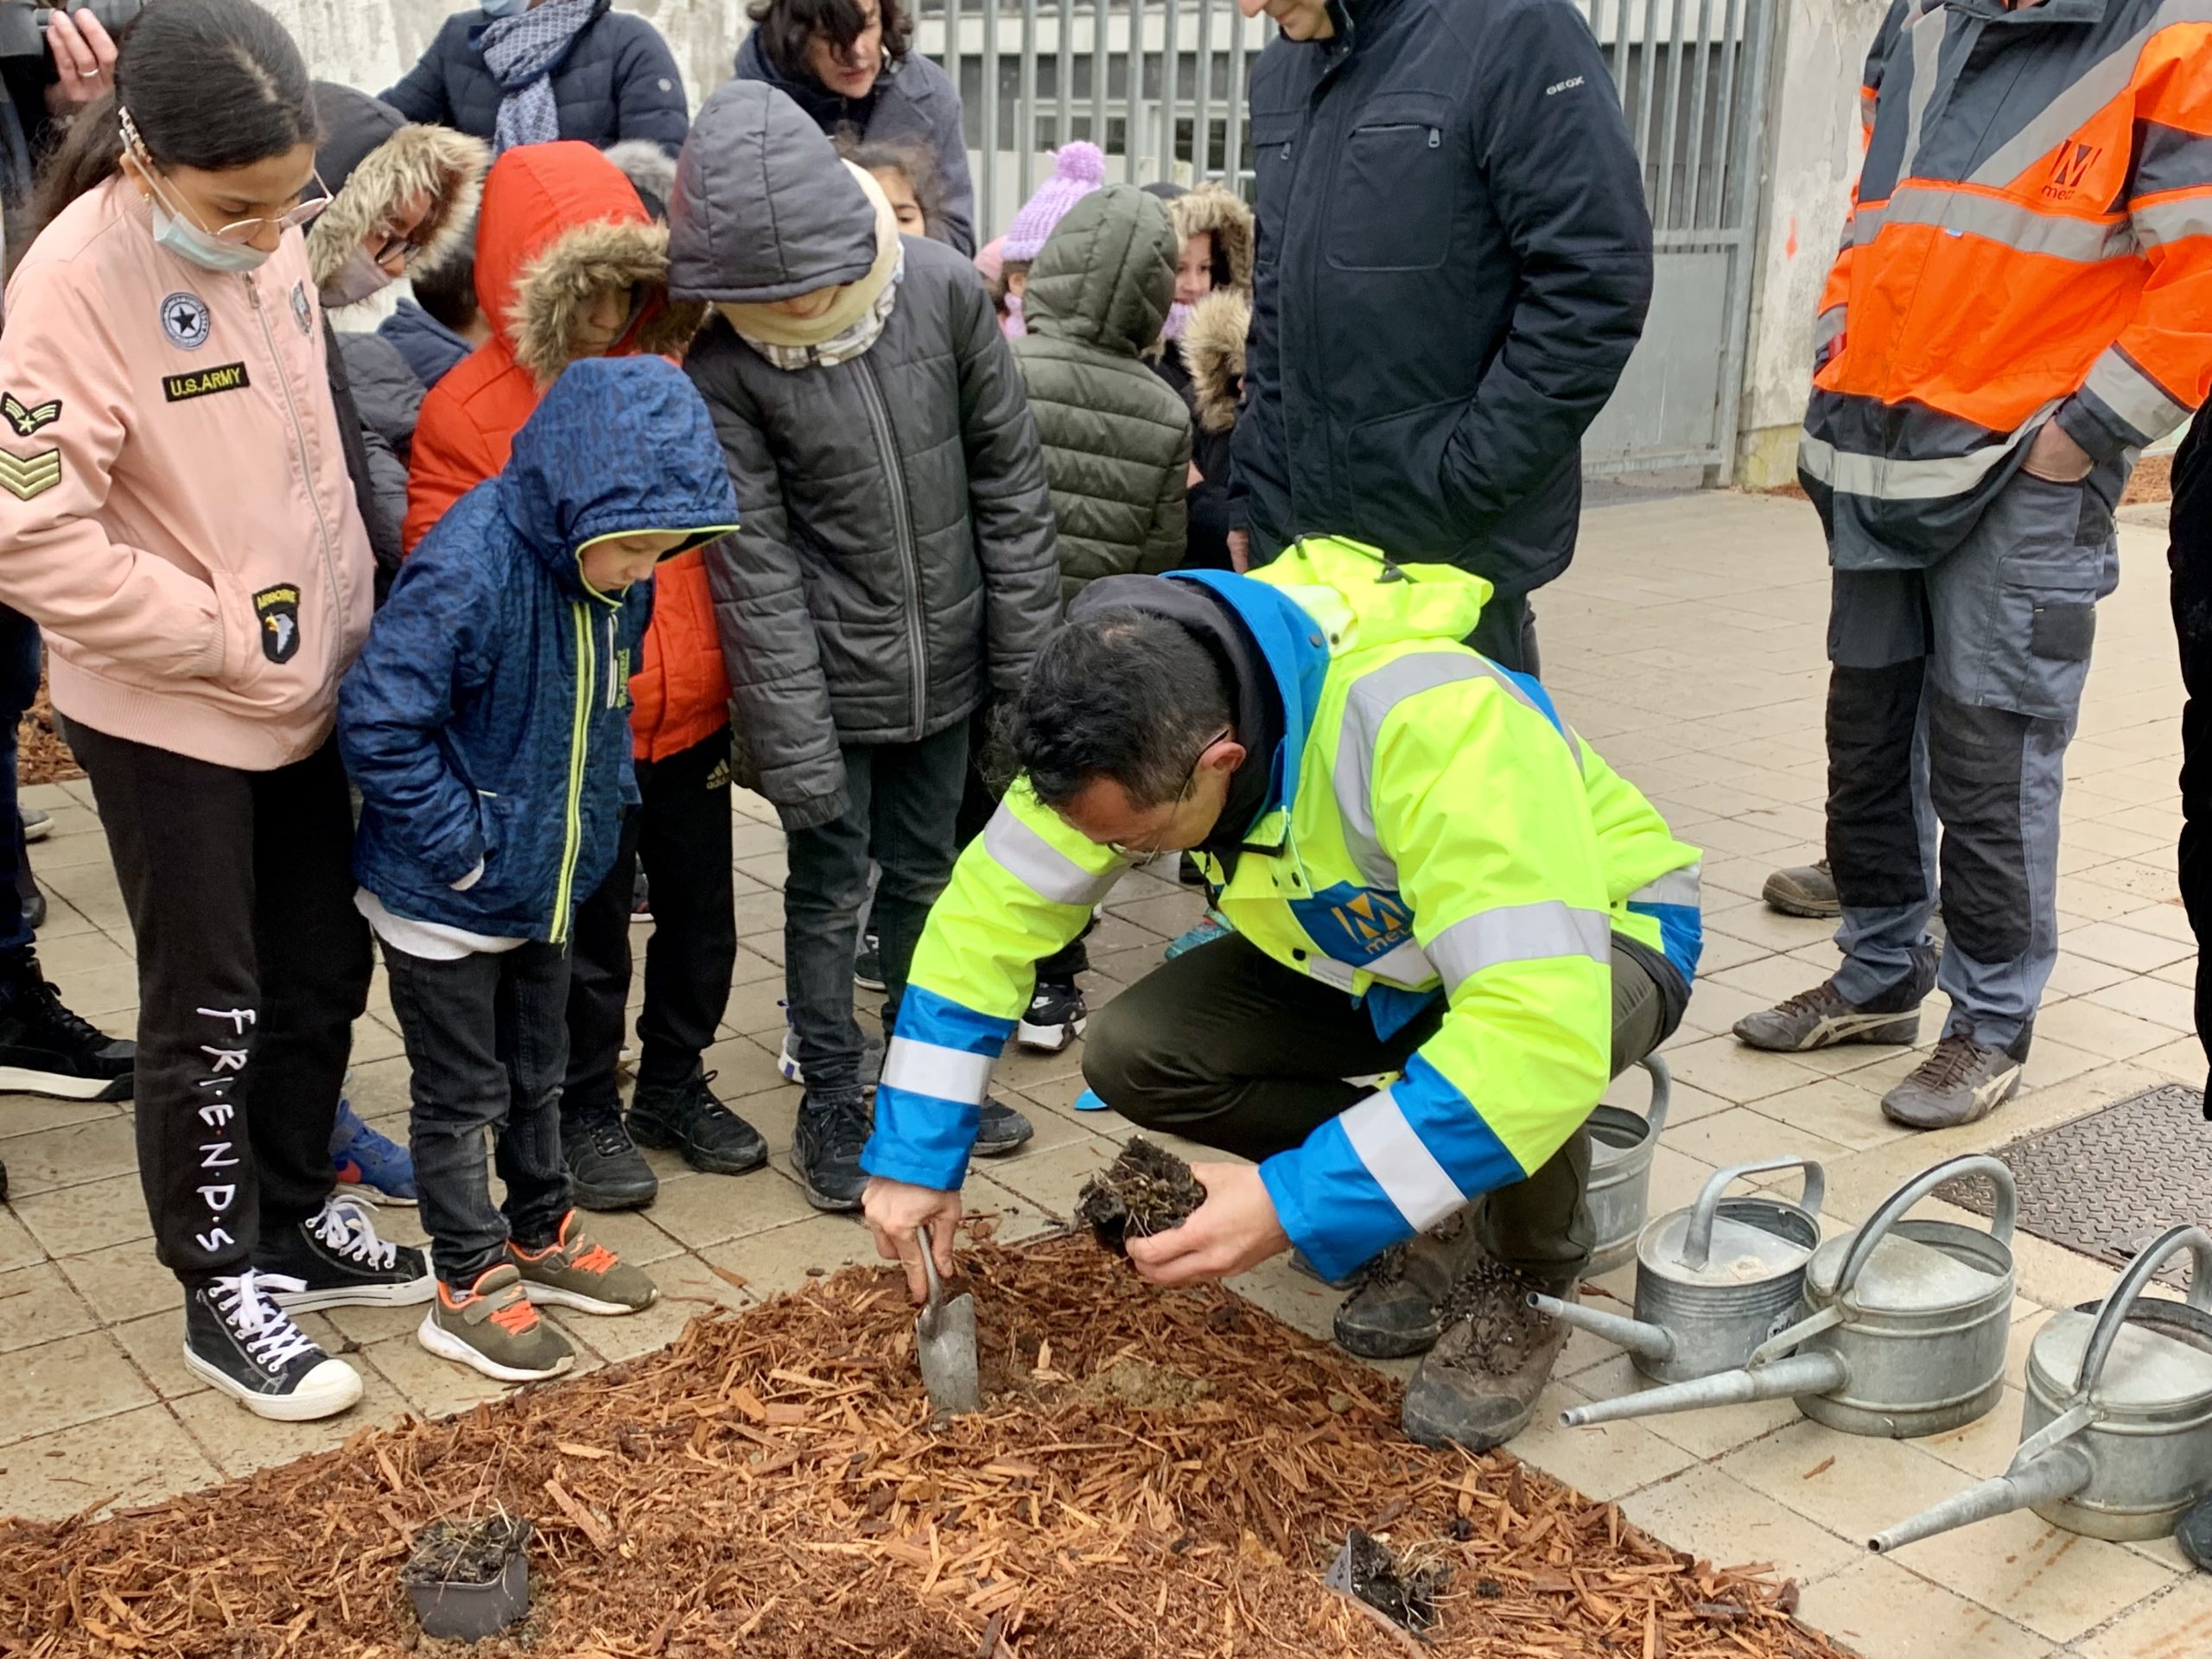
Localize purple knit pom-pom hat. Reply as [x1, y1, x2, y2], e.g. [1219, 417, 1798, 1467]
[999, 141, 1109, 263]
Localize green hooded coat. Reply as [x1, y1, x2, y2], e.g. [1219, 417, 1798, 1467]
[1012, 187, 1192, 604]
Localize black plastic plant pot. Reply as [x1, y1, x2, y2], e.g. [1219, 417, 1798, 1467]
[402, 1516, 531, 1642]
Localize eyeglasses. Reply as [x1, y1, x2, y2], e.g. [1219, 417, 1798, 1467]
[1107, 726, 1232, 859]
[121, 108, 328, 245]
[370, 229, 426, 267]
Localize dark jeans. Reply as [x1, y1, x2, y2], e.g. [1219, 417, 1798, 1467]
[64, 718, 371, 1282]
[2172, 410, 2212, 1096]
[1081, 930, 1666, 1280]
[563, 726, 736, 1122]
[0, 605, 40, 963]
[785, 721, 968, 1091]
[383, 939, 574, 1284]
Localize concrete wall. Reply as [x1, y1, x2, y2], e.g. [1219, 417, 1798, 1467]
[260, 0, 743, 114]
[1733, 0, 1890, 486]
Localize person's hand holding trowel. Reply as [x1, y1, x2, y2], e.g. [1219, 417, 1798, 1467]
[864, 1177, 963, 1302]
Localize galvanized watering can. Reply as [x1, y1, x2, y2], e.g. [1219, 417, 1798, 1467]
[1872, 1225, 2212, 1549]
[1541, 1155, 1825, 1389]
[1584, 1055, 1673, 1274]
[1562, 1154, 2017, 1440]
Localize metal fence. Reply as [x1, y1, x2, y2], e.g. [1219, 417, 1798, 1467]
[913, 0, 1779, 477]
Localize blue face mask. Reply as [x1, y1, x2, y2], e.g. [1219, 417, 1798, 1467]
[149, 198, 273, 273]
[481, 0, 531, 16]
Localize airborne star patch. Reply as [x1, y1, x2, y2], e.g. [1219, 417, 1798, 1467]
[1, 393, 60, 437]
[252, 584, 301, 664]
[163, 363, 251, 404]
[0, 445, 60, 501]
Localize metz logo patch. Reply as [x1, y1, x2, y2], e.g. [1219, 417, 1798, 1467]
[0, 445, 60, 501]
[163, 362, 250, 404]
[252, 584, 301, 663]
[1, 393, 60, 437]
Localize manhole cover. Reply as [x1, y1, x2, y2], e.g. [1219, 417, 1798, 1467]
[1935, 1083, 2212, 1291]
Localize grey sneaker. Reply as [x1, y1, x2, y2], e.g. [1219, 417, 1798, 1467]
[1763, 859, 1840, 918]
[1734, 946, 1938, 1053]
[1880, 1033, 2027, 1129]
[510, 1211, 659, 1315]
[417, 1264, 575, 1382]
[1400, 1262, 1573, 1451]
[1332, 1211, 1486, 1359]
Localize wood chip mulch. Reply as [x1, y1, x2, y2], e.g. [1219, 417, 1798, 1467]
[0, 1233, 1851, 1659]
[17, 680, 79, 787]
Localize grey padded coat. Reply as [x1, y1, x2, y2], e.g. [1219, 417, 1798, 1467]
[668, 80, 1060, 831]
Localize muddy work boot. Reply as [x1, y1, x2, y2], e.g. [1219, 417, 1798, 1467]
[1762, 860, 1841, 918]
[1733, 945, 1938, 1053]
[1400, 1261, 1575, 1451]
[1880, 1032, 2028, 1129]
[1332, 1212, 1486, 1359]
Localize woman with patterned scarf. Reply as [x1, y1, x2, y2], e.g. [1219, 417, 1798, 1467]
[382, 0, 689, 158]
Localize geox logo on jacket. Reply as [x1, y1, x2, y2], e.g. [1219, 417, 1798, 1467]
[1799, 0, 2212, 566]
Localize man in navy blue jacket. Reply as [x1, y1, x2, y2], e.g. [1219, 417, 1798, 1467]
[1229, 0, 1653, 673]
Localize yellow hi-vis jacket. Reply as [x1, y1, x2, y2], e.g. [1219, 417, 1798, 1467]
[860, 538, 1701, 1279]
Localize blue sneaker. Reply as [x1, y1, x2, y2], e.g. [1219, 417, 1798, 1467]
[330, 1095, 416, 1204]
[1163, 911, 1230, 961]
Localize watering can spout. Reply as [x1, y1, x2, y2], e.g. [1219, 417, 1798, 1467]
[1868, 1444, 2093, 1553]
[1529, 1293, 1675, 1363]
[1560, 1351, 1847, 1428]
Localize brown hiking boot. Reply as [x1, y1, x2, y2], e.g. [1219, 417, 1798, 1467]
[1332, 1211, 1486, 1359]
[1400, 1261, 1574, 1451]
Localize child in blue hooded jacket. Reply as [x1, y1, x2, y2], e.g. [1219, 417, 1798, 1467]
[340, 356, 739, 1383]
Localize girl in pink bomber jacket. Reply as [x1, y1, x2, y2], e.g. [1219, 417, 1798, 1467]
[0, 0, 429, 1429]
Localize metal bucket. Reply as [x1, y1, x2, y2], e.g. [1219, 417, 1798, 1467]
[1872, 1226, 2212, 1548]
[1585, 1054, 1672, 1275]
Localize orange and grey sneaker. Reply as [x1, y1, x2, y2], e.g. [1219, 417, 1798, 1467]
[416, 1263, 574, 1382]
[510, 1211, 659, 1316]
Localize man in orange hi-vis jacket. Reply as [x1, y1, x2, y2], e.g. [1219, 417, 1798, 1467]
[1737, 0, 2212, 1130]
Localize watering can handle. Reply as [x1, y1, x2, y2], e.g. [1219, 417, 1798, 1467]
[1638, 1053, 1672, 1141]
[1832, 1154, 2018, 1301]
[1681, 1156, 1827, 1272]
[2071, 1224, 2212, 1396]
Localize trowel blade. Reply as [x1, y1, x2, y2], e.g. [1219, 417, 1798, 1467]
[916, 1291, 982, 1415]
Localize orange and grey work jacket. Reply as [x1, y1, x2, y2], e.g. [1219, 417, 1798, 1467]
[1800, 0, 2212, 567]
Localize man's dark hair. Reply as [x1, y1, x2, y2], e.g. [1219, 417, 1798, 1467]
[748, 0, 914, 84]
[30, 0, 315, 245]
[1007, 610, 1232, 810]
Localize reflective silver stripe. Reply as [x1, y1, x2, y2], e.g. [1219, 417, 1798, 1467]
[1798, 403, 2055, 501]
[1364, 936, 1438, 988]
[880, 1036, 995, 1104]
[1878, 183, 2135, 264]
[983, 803, 1124, 907]
[1853, 201, 1887, 242]
[1968, 0, 2212, 190]
[2133, 191, 2212, 251]
[1340, 1089, 1465, 1232]
[1630, 860, 1702, 910]
[1427, 901, 1611, 995]
[1334, 652, 1578, 890]
[1897, 6, 1948, 179]
[2083, 347, 2194, 444]
[1814, 307, 1847, 353]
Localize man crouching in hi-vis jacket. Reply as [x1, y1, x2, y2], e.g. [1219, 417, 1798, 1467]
[859, 537, 1702, 1449]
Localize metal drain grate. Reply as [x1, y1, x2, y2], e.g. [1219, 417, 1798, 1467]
[1935, 1083, 2212, 1292]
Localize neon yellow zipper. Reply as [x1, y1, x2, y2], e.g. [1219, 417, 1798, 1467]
[550, 601, 597, 944]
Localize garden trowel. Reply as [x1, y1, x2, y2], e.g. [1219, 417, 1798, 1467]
[914, 1226, 982, 1416]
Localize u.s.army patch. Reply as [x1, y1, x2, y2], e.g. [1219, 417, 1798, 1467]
[0, 445, 60, 501]
[253, 583, 301, 663]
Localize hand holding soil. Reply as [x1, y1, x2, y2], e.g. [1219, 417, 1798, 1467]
[1077, 1138, 1289, 1286]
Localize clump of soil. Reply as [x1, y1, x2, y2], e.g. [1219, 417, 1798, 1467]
[1336, 1527, 1449, 1632]
[1436, 1261, 1554, 1378]
[1075, 1357, 1213, 1411]
[1076, 1136, 1205, 1255]
[400, 1514, 531, 1587]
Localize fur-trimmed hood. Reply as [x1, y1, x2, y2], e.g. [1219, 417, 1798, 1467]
[307, 83, 487, 296]
[475, 141, 706, 387]
[602, 139, 677, 220]
[1168, 182, 1255, 296]
[1184, 288, 1249, 435]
